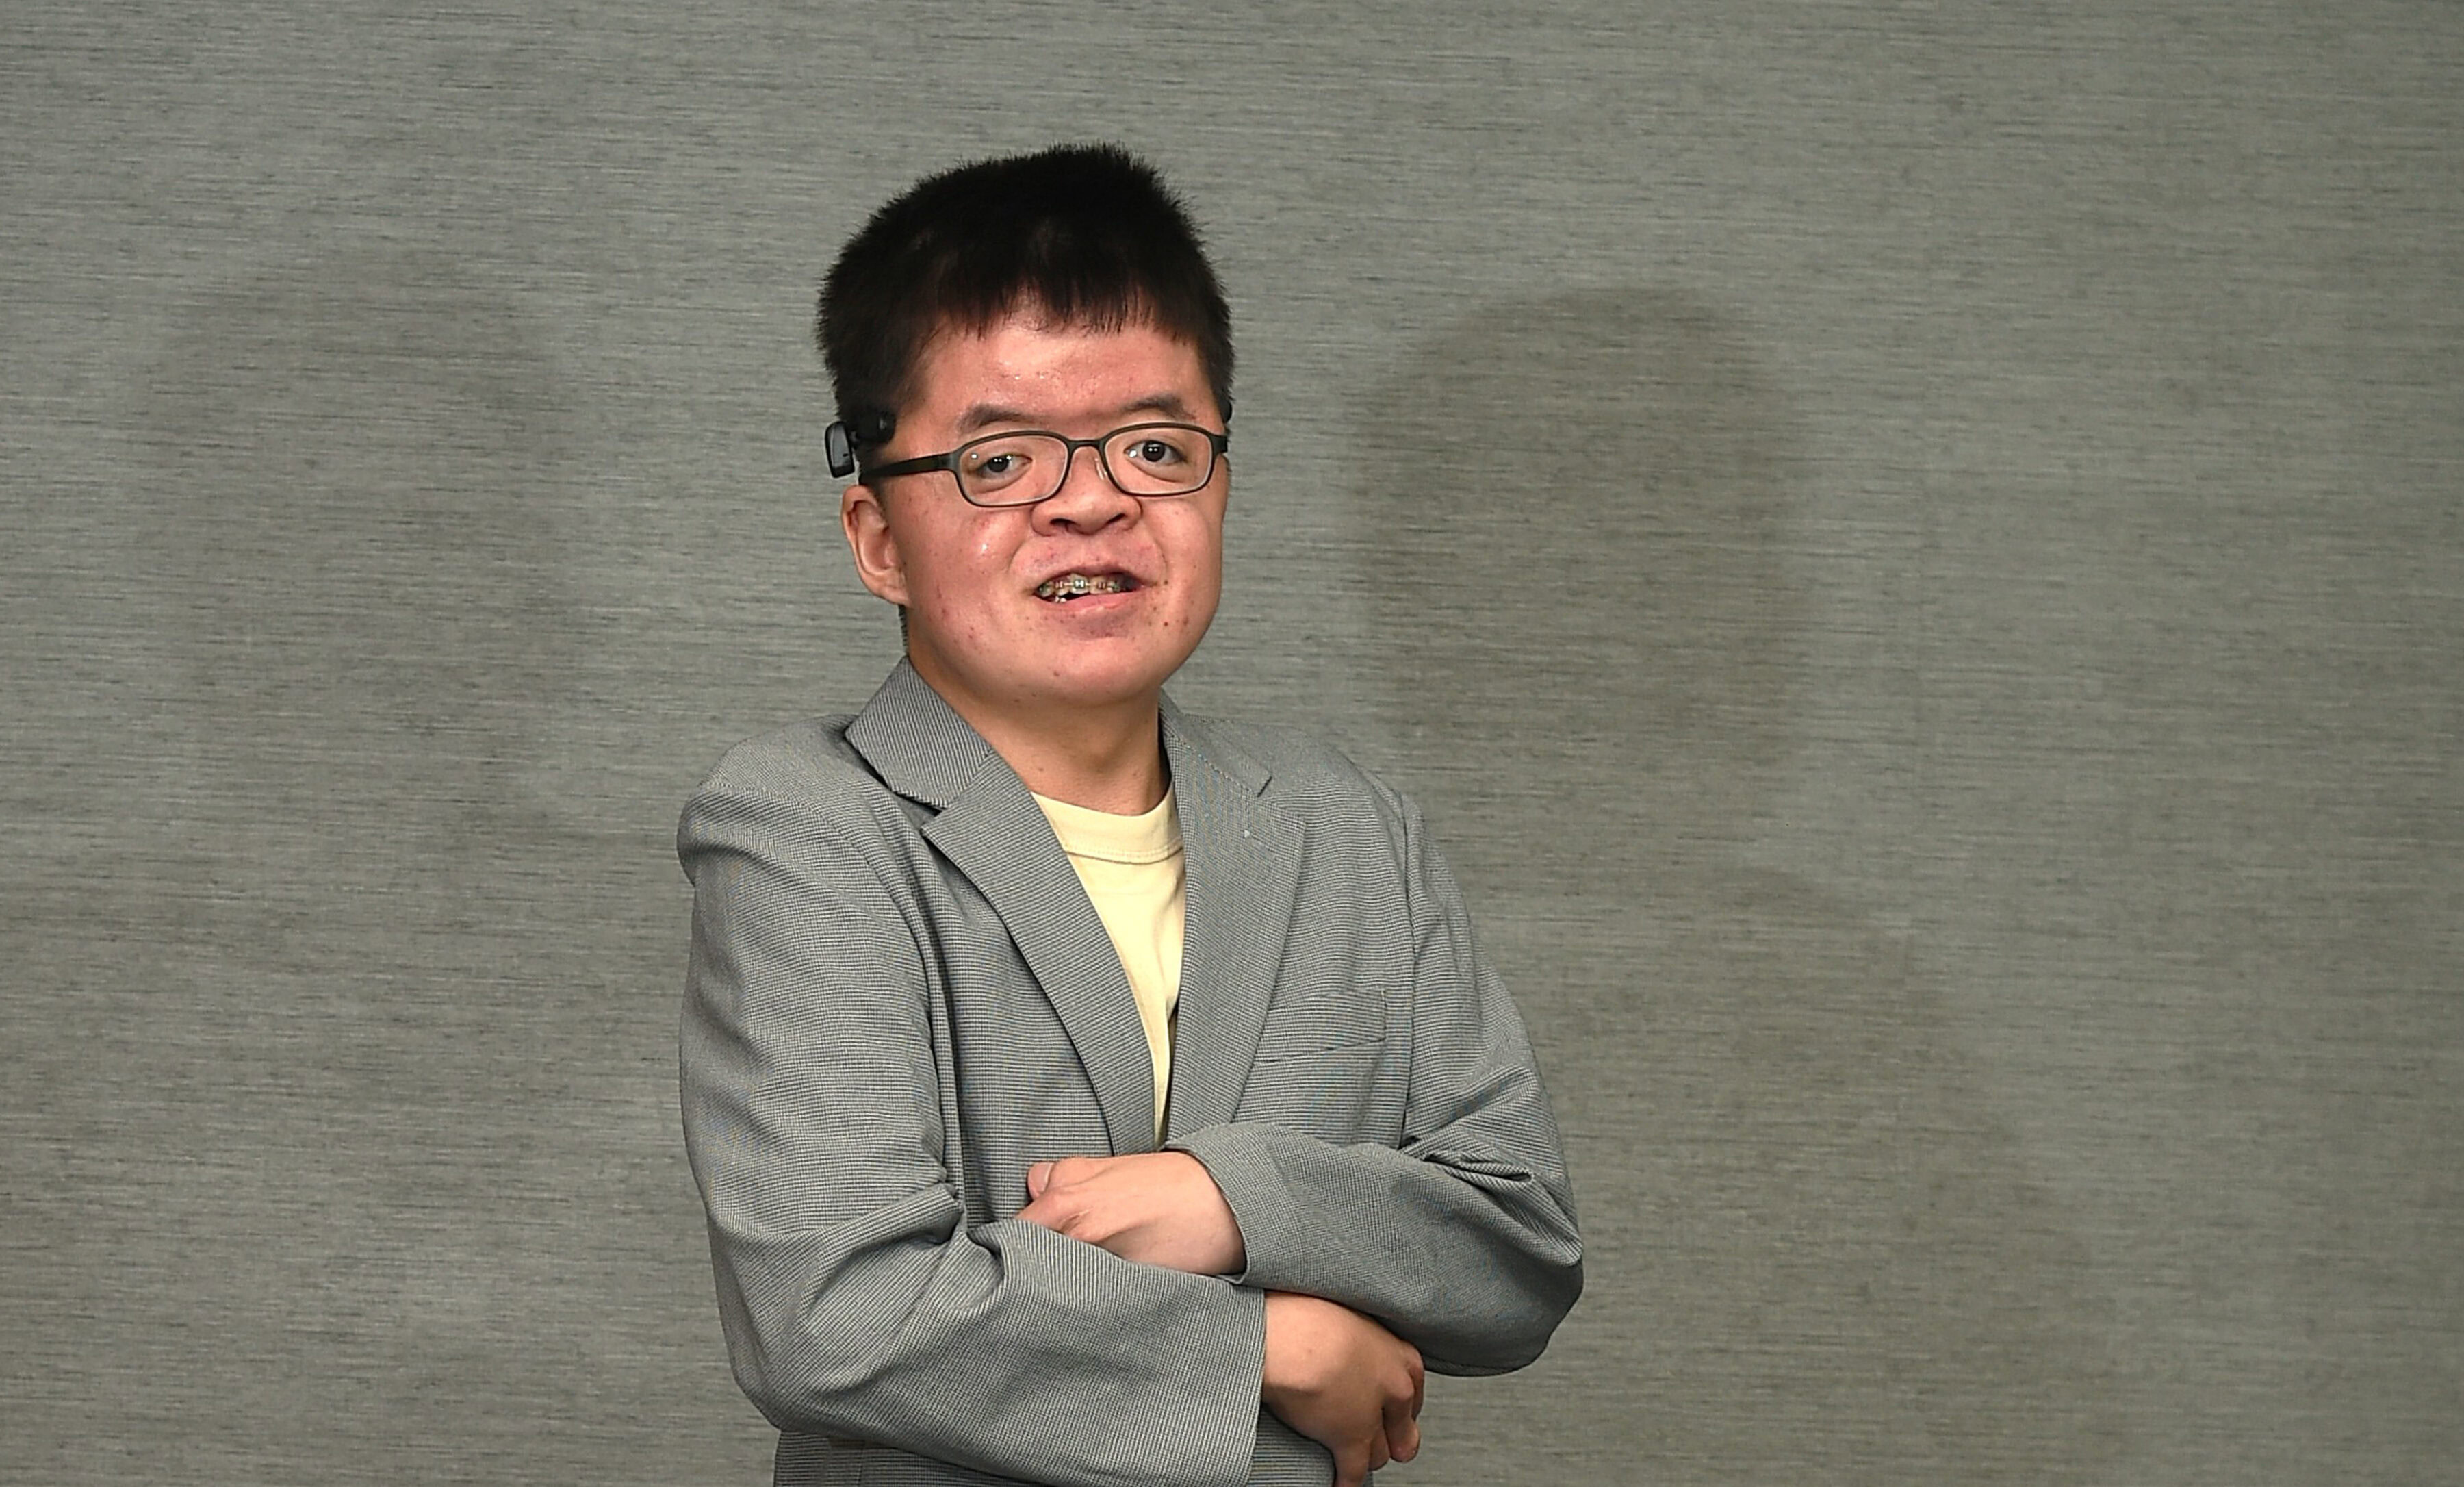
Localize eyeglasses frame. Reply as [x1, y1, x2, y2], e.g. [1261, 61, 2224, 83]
[855, 421, 1231, 508]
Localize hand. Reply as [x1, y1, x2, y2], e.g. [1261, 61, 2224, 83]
[1014, 1152, 1247, 1275]
[1261, 1292, 1424, 1487]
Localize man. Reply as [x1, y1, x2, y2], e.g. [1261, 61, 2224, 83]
[678, 144, 1580, 1487]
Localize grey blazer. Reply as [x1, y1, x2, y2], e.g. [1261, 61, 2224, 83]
[679, 662, 1581, 1487]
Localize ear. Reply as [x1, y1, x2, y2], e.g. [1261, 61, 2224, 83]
[840, 482, 910, 607]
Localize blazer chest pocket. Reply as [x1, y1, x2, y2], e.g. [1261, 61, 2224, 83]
[1239, 976, 1396, 1141]
[1235, 1033, 1397, 1143]
[1247, 971, 1389, 1063]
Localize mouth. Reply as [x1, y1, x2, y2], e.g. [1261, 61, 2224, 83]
[1034, 571, 1140, 603]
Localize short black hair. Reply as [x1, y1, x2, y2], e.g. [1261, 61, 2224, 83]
[818, 144, 1233, 458]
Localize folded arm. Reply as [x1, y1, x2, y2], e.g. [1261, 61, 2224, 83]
[1014, 1154, 1425, 1487]
[1013, 786, 1581, 1375]
[1174, 789, 1583, 1375]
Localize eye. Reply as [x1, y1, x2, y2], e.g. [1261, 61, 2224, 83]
[960, 437, 1039, 491]
[1119, 429, 1198, 468]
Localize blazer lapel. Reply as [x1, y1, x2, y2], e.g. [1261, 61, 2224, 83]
[847, 663, 1159, 1156]
[1160, 700, 1302, 1136]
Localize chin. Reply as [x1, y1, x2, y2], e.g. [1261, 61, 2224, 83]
[915, 622, 1204, 718]
[1036, 661, 1177, 709]
[1049, 634, 1207, 696]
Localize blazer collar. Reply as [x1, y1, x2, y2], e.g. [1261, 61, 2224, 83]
[842, 659, 1004, 811]
[843, 660, 1301, 1149]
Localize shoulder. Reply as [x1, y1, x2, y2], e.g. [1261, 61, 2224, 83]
[691, 715, 873, 804]
[677, 715, 921, 866]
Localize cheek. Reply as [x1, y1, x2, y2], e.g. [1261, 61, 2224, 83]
[899, 520, 1014, 612]
[1168, 534, 1226, 631]
[1185, 519, 1228, 596]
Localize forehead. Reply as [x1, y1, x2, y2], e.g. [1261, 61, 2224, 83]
[903, 311, 1214, 431]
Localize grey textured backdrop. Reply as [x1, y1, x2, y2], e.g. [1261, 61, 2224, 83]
[3, 3, 2456, 1484]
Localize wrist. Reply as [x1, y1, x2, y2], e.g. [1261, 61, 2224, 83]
[1170, 1130, 1280, 1283]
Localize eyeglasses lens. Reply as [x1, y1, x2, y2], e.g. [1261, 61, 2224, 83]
[954, 425, 1216, 506]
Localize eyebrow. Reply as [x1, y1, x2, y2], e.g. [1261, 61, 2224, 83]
[952, 393, 1200, 435]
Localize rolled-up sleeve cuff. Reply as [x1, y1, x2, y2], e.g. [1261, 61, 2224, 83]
[1170, 1123, 1305, 1292]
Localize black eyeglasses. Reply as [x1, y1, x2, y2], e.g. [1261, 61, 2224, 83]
[860, 422, 1229, 508]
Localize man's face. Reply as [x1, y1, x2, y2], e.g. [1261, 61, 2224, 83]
[840, 311, 1228, 728]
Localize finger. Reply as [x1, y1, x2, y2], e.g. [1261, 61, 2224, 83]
[1389, 1409, 1421, 1463]
[1383, 1387, 1418, 1462]
[1333, 1442, 1368, 1487]
[1014, 1184, 1081, 1232]
[1027, 1161, 1053, 1198]
[1407, 1351, 1426, 1419]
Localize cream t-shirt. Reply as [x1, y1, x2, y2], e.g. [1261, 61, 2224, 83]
[1030, 787, 1185, 1141]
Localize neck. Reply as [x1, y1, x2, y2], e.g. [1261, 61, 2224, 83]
[917, 670, 1170, 814]
[986, 703, 1170, 814]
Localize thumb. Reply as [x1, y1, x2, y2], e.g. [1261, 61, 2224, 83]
[1027, 1161, 1053, 1198]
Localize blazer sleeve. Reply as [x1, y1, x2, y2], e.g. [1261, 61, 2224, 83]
[1170, 788, 1584, 1377]
[679, 781, 1268, 1487]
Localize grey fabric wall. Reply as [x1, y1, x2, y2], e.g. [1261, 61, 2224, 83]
[4, 3, 2455, 1483]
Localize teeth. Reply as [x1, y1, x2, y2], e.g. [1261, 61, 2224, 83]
[1036, 572, 1130, 601]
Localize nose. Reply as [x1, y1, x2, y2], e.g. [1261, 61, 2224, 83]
[1029, 440, 1140, 533]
